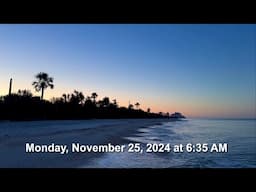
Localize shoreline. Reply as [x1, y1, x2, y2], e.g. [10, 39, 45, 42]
[0, 118, 171, 168]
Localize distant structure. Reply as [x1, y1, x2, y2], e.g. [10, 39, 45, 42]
[8, 78, 12, 96]
[170, 112, 186, 119]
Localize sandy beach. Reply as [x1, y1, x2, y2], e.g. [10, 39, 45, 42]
[0, 119, 169, 168]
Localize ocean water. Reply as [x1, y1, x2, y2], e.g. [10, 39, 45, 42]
[84, 119, 256, 168]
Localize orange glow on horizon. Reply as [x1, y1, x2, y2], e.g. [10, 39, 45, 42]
[1, 81, 255, 119]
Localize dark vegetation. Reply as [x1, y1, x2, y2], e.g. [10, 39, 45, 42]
[0, 72, 178, 121]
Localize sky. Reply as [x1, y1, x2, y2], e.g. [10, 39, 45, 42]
[0, 24, 255, 118]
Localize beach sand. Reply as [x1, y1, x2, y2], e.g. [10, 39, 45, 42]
[0, 119, 170, 168]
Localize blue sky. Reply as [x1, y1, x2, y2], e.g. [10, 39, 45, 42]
[0, 24, 255, 118]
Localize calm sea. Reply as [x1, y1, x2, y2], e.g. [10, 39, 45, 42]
[84, 119, 256, 168]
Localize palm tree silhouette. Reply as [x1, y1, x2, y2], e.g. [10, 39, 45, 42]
[63, 93, 71, 103]
[62, 94, 67, 103]
[135, 102, 140, 110]
[112, 99, 117, 106]
[70, 90, 85, 105]
[91, 92, 98, 103]
[102, 97, 110, 107]
[32, 72, 54, 100]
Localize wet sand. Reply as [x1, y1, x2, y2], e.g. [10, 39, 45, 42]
[0, 119, 170, 168]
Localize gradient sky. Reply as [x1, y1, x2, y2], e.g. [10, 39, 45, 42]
[0, 24, 255, 118]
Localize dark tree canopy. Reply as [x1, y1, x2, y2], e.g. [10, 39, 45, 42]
[32, 72, 54, 100]
[0, 73, 180, 121]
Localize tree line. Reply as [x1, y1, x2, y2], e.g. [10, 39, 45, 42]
[0, 72, 170, 121]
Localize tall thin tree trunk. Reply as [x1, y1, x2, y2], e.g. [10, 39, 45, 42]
[41, 88, 44, 100]
[9, 78, 12, 96]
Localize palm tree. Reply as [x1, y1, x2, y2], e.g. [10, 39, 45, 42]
[112, 99, 118, 106]
[84, 96, 94, 107]
[135, 102, 140, 110]
[91, 92, 98, 103]
[32, 72, 54, 100]
[102, 97, 110, 107]
[62, 94, 67, 103]
[70, 90, 85, 105]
